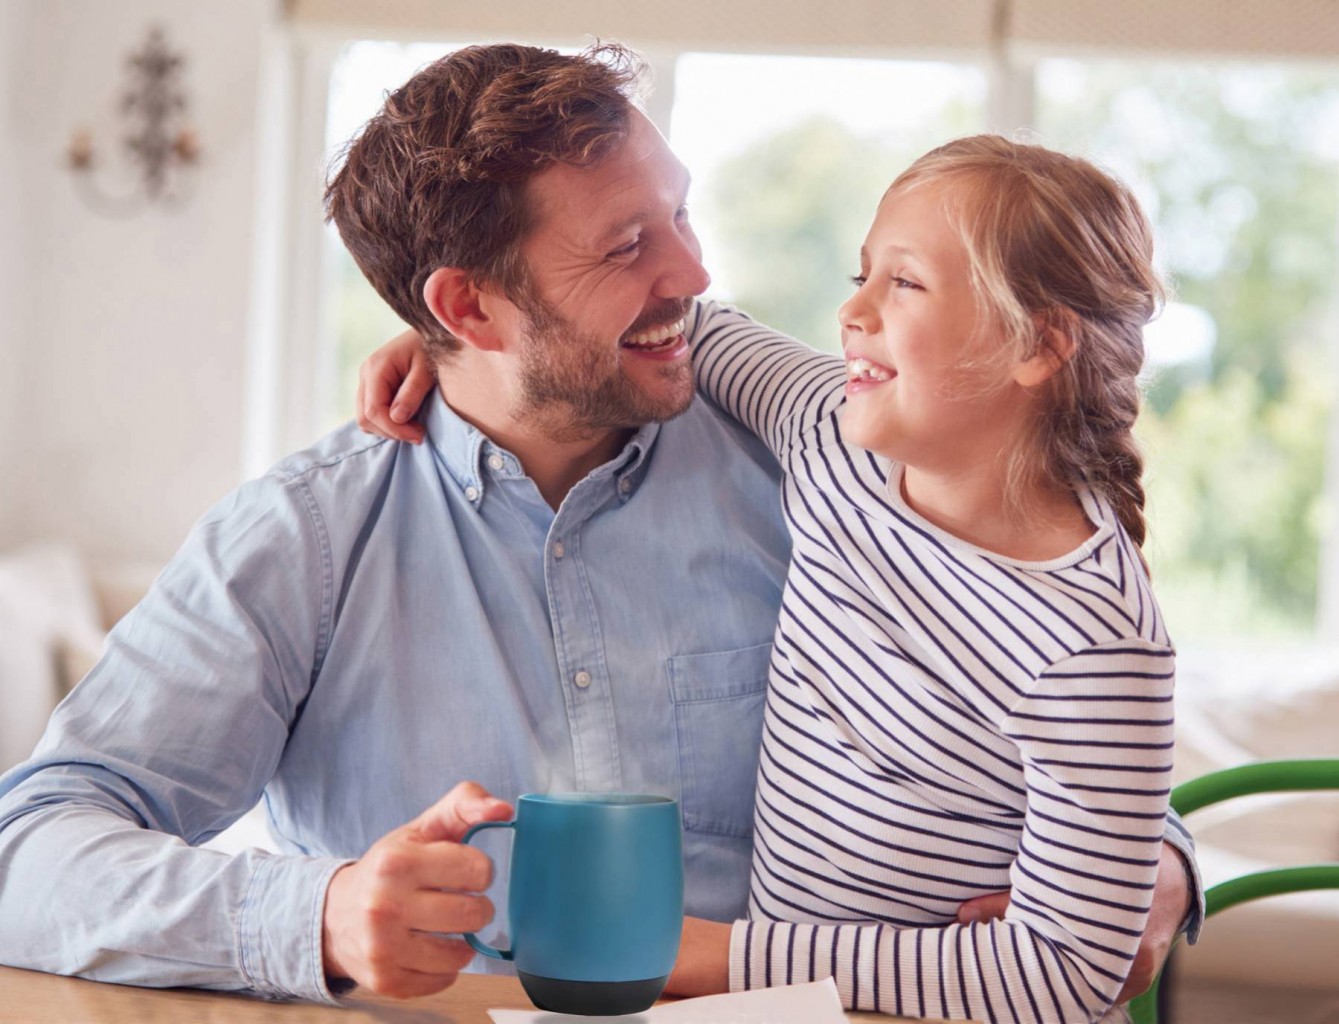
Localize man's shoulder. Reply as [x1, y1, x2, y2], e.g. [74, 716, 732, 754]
[196, 423, 398, 536]
[267, 421, 396, 489]
[657, 397, 782, 479]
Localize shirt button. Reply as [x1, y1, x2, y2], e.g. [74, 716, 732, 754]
[553, 541, 565, 559]
[618, 478, 632, 495]
[464, 485, 479, 502]
[487, 454, 504, 471]
[573, 670, 592, 689]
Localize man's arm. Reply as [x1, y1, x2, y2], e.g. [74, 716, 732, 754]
[0, 475, 338, 998]
[0, 473, 502, 1001]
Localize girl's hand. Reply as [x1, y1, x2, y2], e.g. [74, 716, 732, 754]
[664, 916, 731, 998]
[356, 329, 435, 443]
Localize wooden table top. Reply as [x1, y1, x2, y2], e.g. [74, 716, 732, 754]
[0, 965, 964, 1023]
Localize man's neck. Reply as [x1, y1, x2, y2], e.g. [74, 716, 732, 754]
[438, 378, 632, 512]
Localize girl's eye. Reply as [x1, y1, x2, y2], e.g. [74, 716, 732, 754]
[894, 276, 923, 290]
[849, 274, 868, 287]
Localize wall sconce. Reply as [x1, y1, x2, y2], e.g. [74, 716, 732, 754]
[66, 26, 200, 215]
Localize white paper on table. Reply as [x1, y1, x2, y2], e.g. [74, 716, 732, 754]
[488, 977, 846, 1024]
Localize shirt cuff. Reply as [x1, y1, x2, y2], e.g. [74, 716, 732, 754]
[1164, 814, 1206, 944]
[235, 852, 353, 1003]
[728, 919, 753, 992]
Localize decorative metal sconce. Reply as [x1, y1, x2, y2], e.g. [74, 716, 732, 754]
[66, 26, 200, 215]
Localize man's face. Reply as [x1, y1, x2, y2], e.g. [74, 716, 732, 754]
[509, 112, 711, 437]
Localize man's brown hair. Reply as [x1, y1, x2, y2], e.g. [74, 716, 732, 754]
[324, 42, 645, 360]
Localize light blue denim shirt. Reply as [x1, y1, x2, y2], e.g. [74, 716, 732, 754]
[0, 364, 790, 1001]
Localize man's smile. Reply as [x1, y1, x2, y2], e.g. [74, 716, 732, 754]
[621, 316, 686, 350]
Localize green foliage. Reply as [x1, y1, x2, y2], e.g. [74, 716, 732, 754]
[1041, 64, 1339, 641]
[329, 244, 408, 433]
[703, 104, 976, 354]
[703, 64, 1339, 643]
[1140, 351, 1331, 637]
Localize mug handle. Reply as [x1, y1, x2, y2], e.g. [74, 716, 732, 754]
[461, 820, 515, 961]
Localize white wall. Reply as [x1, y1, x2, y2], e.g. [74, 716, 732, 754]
[0, 2, 28, 549]
[2, 0, 278, 567]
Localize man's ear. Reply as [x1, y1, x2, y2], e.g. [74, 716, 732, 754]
[1013, 316, 1078, 388]
[422, 267, 508, 352]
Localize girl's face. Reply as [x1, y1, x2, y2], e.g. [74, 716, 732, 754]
[838, 181, 1029, 470]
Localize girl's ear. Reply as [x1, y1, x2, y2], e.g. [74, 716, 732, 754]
[422, 267, 508, 353]
[1013, 315, 1078, 388]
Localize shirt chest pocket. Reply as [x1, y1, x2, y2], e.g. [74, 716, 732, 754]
[667, 642, 771, 839]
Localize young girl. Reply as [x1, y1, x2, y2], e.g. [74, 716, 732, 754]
[363, 136, 1175, 1024]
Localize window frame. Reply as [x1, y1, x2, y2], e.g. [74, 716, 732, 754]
[254, 24, 1339, 645]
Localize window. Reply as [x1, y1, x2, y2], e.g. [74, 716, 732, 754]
[672, 53, 985, 353]
[320, 46, 983, 420]
[1034, 60, 1339, 652]
[322, 41, 473, 432]
[313, 36, 1338, 663]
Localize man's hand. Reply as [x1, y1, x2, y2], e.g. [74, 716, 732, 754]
[355, 328, 435, 444]
[321, 782, 514, 998]
[955, 840, 1192, 1003]
[664, 917, 731, 999]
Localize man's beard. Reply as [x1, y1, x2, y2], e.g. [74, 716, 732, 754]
[513, 294, 694, 441]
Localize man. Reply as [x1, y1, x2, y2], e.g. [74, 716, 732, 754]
[0, 42, 1198, 1006]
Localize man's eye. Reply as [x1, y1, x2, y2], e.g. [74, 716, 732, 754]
[609, 238, 641, 258]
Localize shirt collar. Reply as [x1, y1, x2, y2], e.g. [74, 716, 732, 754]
[423, 389, 662, 505]
[424, 390, 489, 502]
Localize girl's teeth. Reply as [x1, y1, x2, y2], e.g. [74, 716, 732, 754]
[846, 356, 893, 382]
[624, 318, 686, 348]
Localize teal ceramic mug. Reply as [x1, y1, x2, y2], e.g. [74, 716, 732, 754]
[462, 793, 684, 1016]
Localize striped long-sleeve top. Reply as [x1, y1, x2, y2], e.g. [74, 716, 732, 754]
[689, 302, 1176, 1024]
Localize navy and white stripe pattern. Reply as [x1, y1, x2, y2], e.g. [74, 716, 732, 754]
[688, 303, 1175, 1024]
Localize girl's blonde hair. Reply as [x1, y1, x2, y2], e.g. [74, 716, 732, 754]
[889, 135, 1163, 550]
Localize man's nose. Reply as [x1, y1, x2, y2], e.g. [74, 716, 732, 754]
[655, 232, 711, 299]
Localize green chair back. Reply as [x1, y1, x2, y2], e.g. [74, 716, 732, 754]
[1127, 759, 1339, 1024]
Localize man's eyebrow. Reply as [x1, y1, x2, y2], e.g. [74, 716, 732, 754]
[598, 212, 650, 245]
[594, 168, 693, 246]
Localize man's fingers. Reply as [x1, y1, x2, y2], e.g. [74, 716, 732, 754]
[359, 933, 473, 1000]
[410, 782, 514, 845]
[403, 890, 495, 935]
[400, 932, 477, 976]
[1116, 841, 1190, 1002]
[409, 842, 495, 895]
[956, 889, 1011, 925]
[1117, 947, 1159, 1002]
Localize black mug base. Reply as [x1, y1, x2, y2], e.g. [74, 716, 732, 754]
[518, 971, 670, 1016]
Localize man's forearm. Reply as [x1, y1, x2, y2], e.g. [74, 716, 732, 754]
[0, 798, 344, 1001]
[1163, 807, 1206, 941]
